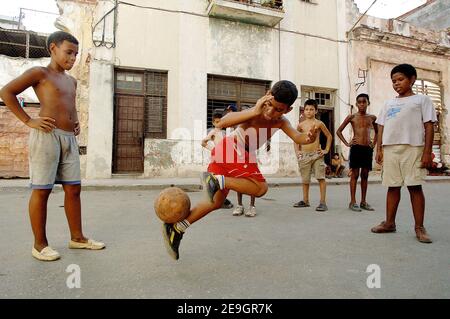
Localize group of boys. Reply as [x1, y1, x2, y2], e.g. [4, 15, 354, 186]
[0, 31, 436, 263]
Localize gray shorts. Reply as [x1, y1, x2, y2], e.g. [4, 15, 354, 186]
[29, 128, 81, 189]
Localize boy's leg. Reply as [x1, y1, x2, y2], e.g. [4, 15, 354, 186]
[407, 185, 431, 243]
[318, 179, 326, 204]
[250, 196, 255, 207]
[29, 189, 52, 251]
[224, 177, 268, 198]
[233, 192, 244, 216]
[62, 184, 86, 242]
[385, 187, 401, 225]
[349, 168, 359, 204]
[162, 191, 226, 260]
[302, 183, 310, 204]
[315, 179, 328, 211]
[360, 168, 374, 210]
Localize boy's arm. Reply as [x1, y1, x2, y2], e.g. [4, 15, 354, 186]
[281, 118, 316, 145]
[375, 124, 383, 165]
[421, 121, 434, 169]
[0, 67, 56, 131]
[336, 115, 352, 147]
[216, 94, 272, 129]
[293, 123, 302, 158]
[318, 121, 332, 156]
[371, 115, 378, 148]
[72, 78, 80, 136]
[201, 130, 214, 151]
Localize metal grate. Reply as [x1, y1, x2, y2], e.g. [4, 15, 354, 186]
[0, 29, 49, 58]
[207, 75, 270, 128]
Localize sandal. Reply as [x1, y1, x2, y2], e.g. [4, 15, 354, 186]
[349, 203, 362, 212]
[293, 200, 310, 208]
[360, 202, 375, 211]
[371, 221, 396, 233]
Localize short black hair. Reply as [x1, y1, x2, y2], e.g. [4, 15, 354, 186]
[46, 31, 79, 53]
[212, 111, 222, 120]
[304, 99, 318, 110]
[333, 153, 339, 157]
[356, 93, 370, 102]
[391, 64, 417, 79]
[271, 80, 298, 106]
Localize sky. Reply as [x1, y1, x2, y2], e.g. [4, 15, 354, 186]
[353, 0, 427, 19]
[0, 0, 428, 33]
[0, 0, 59, 33]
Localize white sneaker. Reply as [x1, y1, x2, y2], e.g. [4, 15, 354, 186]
[245, 206, 257, 217]
[32, 246, 60, 261]
[232, 205, 244, 216]
[69, 238, 106, 250]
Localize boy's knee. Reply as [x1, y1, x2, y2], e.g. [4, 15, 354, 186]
[255, 183, 268, 197]
[64, 186, 81, 197]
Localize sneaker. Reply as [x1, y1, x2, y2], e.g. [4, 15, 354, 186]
[315, 203, 328, 212]
[162, 223, 184, 260]
[232, 205, 244, 216]
[69, 238, 106, 250]
[32, 246, 60, 261]
[222, 199, 234, 209]
[349, 203, 362, 212]
[245, 206, 257, 217]
[360, 202, 375, 211]
[201, 172, 220, 203]
[293, 200, 310, 208]
[415, 226, 432, 243]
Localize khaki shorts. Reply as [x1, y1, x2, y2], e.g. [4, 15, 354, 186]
[297, 152, 326, 183]
[382, 145, 426, 187]
[29, 128, 81, 189]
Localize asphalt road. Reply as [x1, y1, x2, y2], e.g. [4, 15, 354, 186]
[0, 182, 449, 299]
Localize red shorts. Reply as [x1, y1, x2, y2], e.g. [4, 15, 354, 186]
[207, 135, 265, 196]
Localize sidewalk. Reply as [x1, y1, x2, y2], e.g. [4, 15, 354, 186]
[1, 173, 450, 191]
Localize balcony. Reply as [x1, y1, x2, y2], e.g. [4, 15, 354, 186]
[207, 0, 284, 27]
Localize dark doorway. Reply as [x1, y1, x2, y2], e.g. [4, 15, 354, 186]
[317, 108, 334, 165]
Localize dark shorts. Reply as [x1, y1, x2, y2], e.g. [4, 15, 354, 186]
[349, 145, 373, 170]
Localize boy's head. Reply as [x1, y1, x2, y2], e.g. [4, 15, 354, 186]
[356, 93, 370, 112]
[46, 31, 79, 70]
[303, 99, 318, 119]
[212, 111, 222, 127]
[390, 64, 417, 96]
[262, 80, 298, 120]
[333, 153, 340, 159]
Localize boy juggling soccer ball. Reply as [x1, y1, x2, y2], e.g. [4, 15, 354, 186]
[162, 80, 317, 259]
[0, 31, 105, 261]
[371, 64, 436, 243]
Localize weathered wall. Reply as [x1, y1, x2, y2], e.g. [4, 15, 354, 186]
[114, 0, 342, 177]
[0, 107, 40, 178]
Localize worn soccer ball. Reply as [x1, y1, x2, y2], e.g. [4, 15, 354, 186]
[154, 187, 191, 223]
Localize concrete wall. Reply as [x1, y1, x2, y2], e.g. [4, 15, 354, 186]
[113, 0, 342, 177]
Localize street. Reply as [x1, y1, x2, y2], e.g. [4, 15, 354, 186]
[0, 182, 449, 298]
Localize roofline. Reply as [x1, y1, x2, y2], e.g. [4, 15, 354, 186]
[396, 0, 436, 20]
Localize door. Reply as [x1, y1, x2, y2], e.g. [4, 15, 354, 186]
[113, 94, 145, 173]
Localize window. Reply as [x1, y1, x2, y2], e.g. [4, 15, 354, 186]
[413, 80, 443, 162]
[114, 69, 168, 139]
[207, 75, 271, 128]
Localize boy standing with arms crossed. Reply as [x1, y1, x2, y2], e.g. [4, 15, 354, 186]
[293, 99, 332, 212]
[371, 64, 436, 243]
[0, 31, 105, 261]
[336, 93, 378, 212]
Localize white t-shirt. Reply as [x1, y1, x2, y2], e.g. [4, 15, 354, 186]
[376, 94, 437, 146]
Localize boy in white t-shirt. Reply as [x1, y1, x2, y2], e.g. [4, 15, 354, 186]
[371, 64, 437, 243]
